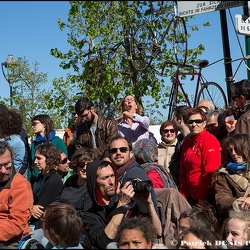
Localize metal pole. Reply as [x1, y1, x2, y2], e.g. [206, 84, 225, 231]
[244, 1, 250, 80]
[10, 84, 13, 107]
[1, 55, 17, 107]
[220, 9, 233, 104]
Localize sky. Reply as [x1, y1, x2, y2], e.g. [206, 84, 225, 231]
[0, 1, 249, 121]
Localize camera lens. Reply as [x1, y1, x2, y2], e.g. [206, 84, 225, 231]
[132, 180, 153, 193]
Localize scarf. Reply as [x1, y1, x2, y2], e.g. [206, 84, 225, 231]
[158, 138, 177, 149]
[117, 157, 135, 180]
[35, 130, 56, 142]
[226, 159, 246, 174]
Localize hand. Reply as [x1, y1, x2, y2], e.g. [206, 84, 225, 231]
[225, 118, 237, 133]
[31, 204, 44, 219]
[135, 191, 152, 204]
[115, 115, 123, 122]
[132, 178, 152, 204]
[237, 197, 250, 210]
[122, 111, 133, 118]
[117, 181, 135, 207]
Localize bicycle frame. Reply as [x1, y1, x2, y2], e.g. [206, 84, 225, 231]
[162, 61, 204, 107]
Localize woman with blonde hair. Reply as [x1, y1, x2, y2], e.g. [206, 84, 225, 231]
[116, 95, 150, 145]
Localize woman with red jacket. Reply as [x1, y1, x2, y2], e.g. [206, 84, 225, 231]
[180, 108, 221, 209]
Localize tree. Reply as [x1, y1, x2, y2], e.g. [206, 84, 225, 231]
[46, 1, 208, 124]
[0, 57, 62, 137]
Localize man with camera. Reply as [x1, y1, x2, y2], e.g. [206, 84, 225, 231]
[81, 156, 162, 248]
[108, 136, 160, 209]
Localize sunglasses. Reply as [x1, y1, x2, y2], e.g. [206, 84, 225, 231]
[109, 147, 129, 154]
[187, 119, 204, 124]
[77, 162, 88, 169]
[61, 157, 68, 164]
[163, 129, 175, 133]
[232, 95, 240, 101]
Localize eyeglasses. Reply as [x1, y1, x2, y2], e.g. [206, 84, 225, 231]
[187, 119, 204, 124]
[163, 129, 175, 133]
[232, 95, 240, 101]
[32, 121, 41, 126]
[79, 110, 90, 119]
[0, 161, 12, 171]
[109, 147, 129, 154]
[77, 162, 88, 169]
[61, 157, 68, 164]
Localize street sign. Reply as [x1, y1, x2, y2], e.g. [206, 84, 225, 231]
[177, 1, 246, 17]
[235, 14, 250, 36]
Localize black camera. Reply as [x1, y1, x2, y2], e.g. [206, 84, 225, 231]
[129, 179, 153, 193]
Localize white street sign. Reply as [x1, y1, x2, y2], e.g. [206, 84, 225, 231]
[235, 14, 250, 36]
[177, 1, 246, 17]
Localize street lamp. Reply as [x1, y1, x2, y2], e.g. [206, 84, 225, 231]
[1, 54, 18, 107]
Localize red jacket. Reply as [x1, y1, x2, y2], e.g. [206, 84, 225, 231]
[0, 172, 33, 242]
[180, 129, 221, 201]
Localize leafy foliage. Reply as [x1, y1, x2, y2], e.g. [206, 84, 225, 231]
[50, 1, 207, 125]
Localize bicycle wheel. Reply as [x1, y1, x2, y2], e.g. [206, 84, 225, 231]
[174, 16, 188, 67]
[196, 82, 228, 111]
[130, 22, 156, 71]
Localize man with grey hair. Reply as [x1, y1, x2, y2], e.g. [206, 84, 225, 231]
[0, 141, 33, 248]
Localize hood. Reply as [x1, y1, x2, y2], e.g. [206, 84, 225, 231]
[86, 160, 117, 206]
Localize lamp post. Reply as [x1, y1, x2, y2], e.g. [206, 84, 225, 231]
[1, 54, 17, 107]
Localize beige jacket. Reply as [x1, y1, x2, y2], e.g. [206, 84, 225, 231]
[158, 138, 178, 172]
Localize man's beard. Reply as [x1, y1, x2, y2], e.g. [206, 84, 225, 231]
[106, 188, 116, 197]
[86, 112, 95, 127]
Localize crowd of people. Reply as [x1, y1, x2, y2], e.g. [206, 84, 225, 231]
[1, 80, 250, 249]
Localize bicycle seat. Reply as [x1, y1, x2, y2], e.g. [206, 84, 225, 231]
[193, 60, 209, 68]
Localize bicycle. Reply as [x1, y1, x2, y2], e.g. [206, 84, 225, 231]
[130, 1, 188, 71]
[161, 60, 228, 120]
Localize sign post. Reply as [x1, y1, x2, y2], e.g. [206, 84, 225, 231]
[243, 1, 250, 80]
